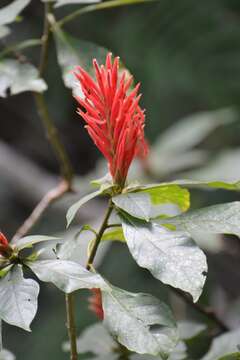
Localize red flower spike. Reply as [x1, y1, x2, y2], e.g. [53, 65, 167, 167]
[0, 232, 8, 247]
[88, 288, 104, 320]
[74, 53, 148, 187]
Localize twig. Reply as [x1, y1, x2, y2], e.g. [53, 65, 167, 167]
[86, 200, 114, 270]
[12, 180, 70, 242]
[65, 293, 78, 360]
[173, 288, 229, 333]
[57, 0, 157, 28]
[34, 93, 73, 183]
[0, 39, 42, 59]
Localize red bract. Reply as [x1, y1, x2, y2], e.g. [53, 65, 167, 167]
[88, 288, 104, 320]
[74, 53, 148, 187]
[0, 232, 8, 247]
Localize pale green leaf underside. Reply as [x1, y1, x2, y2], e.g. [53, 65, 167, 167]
[121, 215, 207, 302]
[0, 265, 39, 331]
[66, 189, 102, 227]
[202, 328, 240, 360]
[0, 60, 47, 97]
[28, 260, 107, 293]
[103, 285, 178, 358]
[13, 235, 60, 250]
[0, 0, 30, 26]
[162, 201, 240, 237]
[218, 354, 240, 360]
[0, 349, 15, 360]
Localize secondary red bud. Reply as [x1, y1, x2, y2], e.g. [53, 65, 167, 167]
[88, 288, 104, 320]
[0, 232, 8, 247]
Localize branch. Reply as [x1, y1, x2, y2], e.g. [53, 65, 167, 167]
[173, 288, 229, 334]
[12, 180, 70, 242]
[57, 0, 157, 28]
[65, 293, 78, 360]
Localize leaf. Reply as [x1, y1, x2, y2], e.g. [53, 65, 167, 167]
[178, 321, 207, 340]
[201, 328, 240, 360]
[0, 265, 39, 331]
[149, 108, 237, 176]
[52, 24, 108, 95]
[121, 215, 207, 302]
[113, 193, 152, 221]
[13, 235, 60, 250]
[131, 341, 187, 359]
[138, 185, 190, 212]
[102, 285, 178, 358]
[0, 60, 47, 97]
[153, 109, 236, 156]
[54, 0, 101, 7]
[101, 227, 125, 242]
[28, 260, 107, 293]
[113, 186, 190, 221]
[0, 26, 10, 39]
[62, 323, 117, 354]
[0, 350, 15, 360]
[162, 202, 240, 237]
[218, 354, 240, 360]
[184, 149, 240, 183]
[66, 189, 102, 227]
[135, 179, 240, 192]
[0, 0, 30, 26]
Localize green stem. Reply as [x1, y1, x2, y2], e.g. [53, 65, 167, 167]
[86, 200, 114, 270]
[65, 293, 78, 360]
[34, 93, 73, 183]
[57, 0, 156, 28]
[34, 1, 73, 183]
[0, 39, 42, 59]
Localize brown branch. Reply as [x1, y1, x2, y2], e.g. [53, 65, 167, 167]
[173, 288, 229, 334]
[12, 180, 70, 242]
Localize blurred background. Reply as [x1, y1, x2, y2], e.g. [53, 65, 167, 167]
[1, 0, 240, 359]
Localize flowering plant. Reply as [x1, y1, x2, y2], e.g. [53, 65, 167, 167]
[0, 1, 239, 360]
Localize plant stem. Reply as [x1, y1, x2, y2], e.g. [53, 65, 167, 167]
[34, 93, 73, 182]
[172, 288, 229, 333]
[57, 0, 156, 28]
[34, 1, 73, 183]
[0, 39, 42, 59]
[86, 200, 114, 270]
[65, 293, 78, 360]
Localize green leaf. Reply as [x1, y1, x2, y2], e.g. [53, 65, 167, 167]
[13, 235, 60, 251]
[0, 265, 39, 331]
[162, 202, 240, 237]
[52, 24, 108, 94]
[28, 260, 107, 293]
[121, 215, 207, 302]
[113, 185, 190, 221]
[62, 323, 117, 354]
[101, 227, 125, 242]
[136, 179, 240, 192]
[102, 285, 178, 358]
[131, 340, 187, 359]
[218, 354, 240, 360]
[0, 265, 13, 279]
[0, 349, 15, 360]
[0, 26, 10, 39]
[0, 60, 47, 97]
[202, 328, 240, 360]
[0, 0, 30, 26]
[149, 108, 237, 177]
[178, 321, 207, 340]
[139, 185, 190, 212]
[184, 149, 240, 184]
[66, 189, 102, 228]
[54, 0, 101, 7]
[113, 193, 152, 221]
